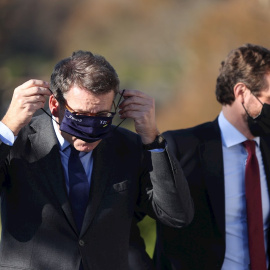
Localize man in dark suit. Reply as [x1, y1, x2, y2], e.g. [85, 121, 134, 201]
[154, 44, 270, 269]
[0, 51, 193, 270]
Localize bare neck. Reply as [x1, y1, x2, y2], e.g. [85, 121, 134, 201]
[222, 104, 255, 140]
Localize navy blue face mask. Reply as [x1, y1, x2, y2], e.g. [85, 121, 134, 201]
[60, 109, 116, 143]
[42, 89, 126, 143]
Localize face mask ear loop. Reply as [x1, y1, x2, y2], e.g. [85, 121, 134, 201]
[113, 89, 126, 131]
[40, 88, 60, 125]
[242, 103, 250, 115]
[242, 102, 262, 120]
[113, 118, 126, 130]
[251, 92, 264, 105]
[114, 89, 125, 112]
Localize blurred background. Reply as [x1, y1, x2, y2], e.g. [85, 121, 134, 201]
[1, 0, 270, 257]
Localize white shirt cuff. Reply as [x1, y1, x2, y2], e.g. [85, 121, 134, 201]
[0, 121, 17, 146]
[149, 148, 165, 153]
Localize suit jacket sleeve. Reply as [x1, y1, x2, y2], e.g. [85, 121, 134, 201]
[0, 140, 12, 188]
[137, 138, 194, 228]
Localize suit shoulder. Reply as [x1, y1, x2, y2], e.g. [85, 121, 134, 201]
[15, 113, 53, 146]
[163, 120, 218, 140]
[111, 126, 141, 146]
[18, 114, 49, 135]
[160, 120, 220, 161]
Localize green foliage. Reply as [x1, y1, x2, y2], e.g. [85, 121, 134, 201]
[137, 216, 156, 257]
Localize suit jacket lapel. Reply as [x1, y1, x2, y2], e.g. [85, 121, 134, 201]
[28, 114, 77, 232]
[80, 138, 114, 236]
[260, 137, 270, 192]
[260, 136, 270, 264]
[199, 119, 225, 238]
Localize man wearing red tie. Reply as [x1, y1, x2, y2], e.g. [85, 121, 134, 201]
[153, 44, 270, 270]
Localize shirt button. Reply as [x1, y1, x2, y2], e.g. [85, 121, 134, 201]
[79, 240, 85, 247]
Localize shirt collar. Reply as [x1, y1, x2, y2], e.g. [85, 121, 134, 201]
[218, 111, 260, 148]
[52, 117, 70, 152]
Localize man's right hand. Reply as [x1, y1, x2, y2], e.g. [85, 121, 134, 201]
[1, 79, 51, 136]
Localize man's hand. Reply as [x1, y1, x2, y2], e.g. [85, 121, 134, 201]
[1, 79, 51, 135]
[118, 89, 159, 144]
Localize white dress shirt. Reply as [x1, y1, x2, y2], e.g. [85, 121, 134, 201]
[218, 111, 270, 270]
[0, 121, 17, 145]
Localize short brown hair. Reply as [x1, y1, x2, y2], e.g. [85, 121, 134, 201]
[50, 50, 120, 103]
[216, 44, 270, 105]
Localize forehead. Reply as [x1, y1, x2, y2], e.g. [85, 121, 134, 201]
[65, 85, 115, 111]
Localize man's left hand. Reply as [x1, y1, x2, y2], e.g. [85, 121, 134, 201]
[118, 89, 159, 144]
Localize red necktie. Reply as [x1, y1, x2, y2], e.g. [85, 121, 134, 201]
[243, 140, 267, 270]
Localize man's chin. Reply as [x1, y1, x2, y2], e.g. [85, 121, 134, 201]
[73, 139, 101, 152]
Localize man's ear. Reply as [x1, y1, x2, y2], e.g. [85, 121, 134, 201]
[49, 95, 60, 117]
[234, 82, 248, 104]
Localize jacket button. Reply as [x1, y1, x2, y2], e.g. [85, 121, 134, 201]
[79, 240, 85, 247]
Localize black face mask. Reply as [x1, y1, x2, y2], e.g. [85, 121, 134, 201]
[243, 94, 270, 137]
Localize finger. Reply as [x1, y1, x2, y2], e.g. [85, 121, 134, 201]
[22, 101, 47, 115]
[21, 94, 47, 104]
[119, 104, 147, 115]
[16, 79, 51, 96]
[119, 110, 147, 119]
[20, 79, 50, 89]
[15, 86, 52, 98]
[25, 87, 51, 97]
[119, 105, 152, 120]
[121, 89, 150, 99]
[32, 101, 46, 110]
[119, 96, 152, 109]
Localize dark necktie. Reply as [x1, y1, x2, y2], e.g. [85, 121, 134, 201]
[68, 146, 90, 232]
[243, 140, 267, 270]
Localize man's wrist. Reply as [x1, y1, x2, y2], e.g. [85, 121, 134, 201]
[1, 116, 21, 136]
[142, 134, 166, 150]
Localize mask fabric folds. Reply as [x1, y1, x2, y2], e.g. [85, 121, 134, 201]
[60, 110, 116, 143]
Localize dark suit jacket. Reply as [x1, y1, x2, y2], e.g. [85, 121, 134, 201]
[154, 119, 270, 270]
[0, 113, 193, 270]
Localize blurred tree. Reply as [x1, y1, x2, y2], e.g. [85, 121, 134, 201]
[157, 0, 270, 132]
[0, 0, 83, 115]
[55, 0, 203, 104]
[0, 0, 80, 57]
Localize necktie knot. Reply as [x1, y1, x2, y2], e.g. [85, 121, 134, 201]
[243, 140, 256, 156]
[70, 146, 80, 157]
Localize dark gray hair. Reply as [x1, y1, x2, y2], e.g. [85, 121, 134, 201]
[50, 50, 120, 103]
